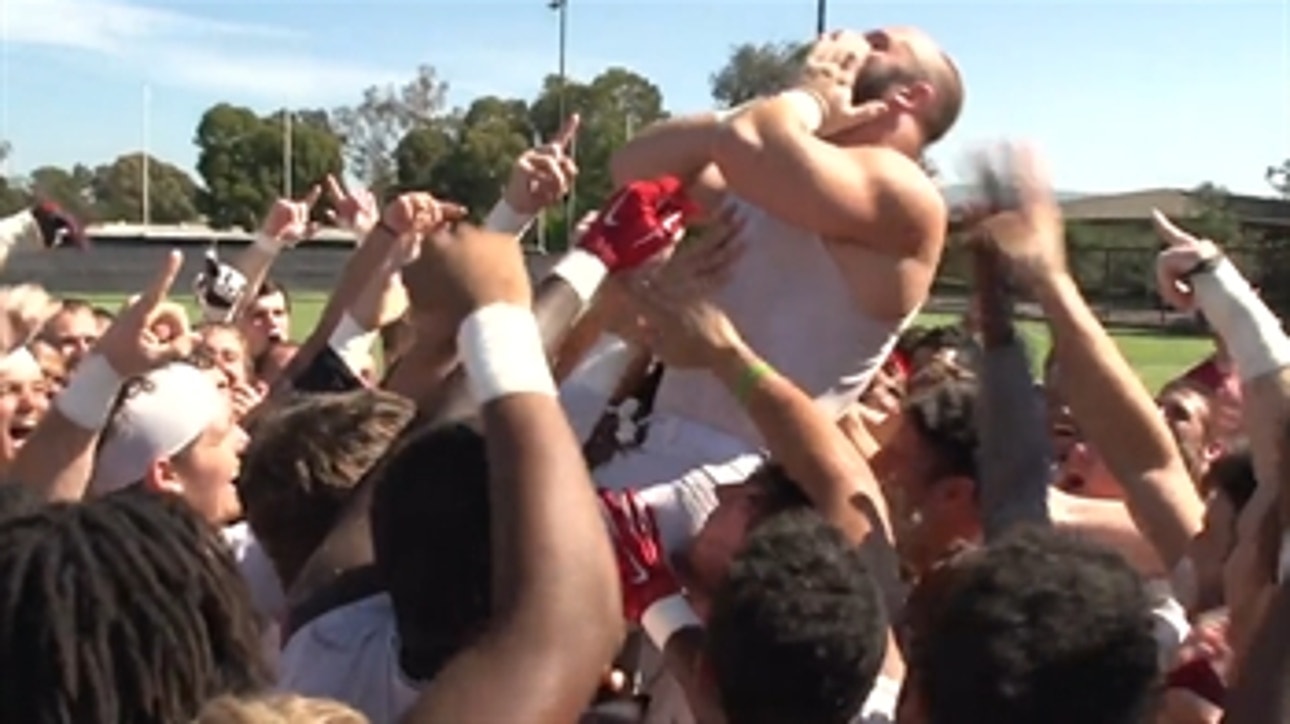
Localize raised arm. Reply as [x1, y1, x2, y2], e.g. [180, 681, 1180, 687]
[404, 224, 621, 722]
[979, 145, 1201, 567]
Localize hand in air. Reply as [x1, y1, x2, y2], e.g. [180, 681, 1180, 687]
[260, 186, 322, 249]
[98, 251, 193, 376]
[401, 224, 532, 330]
[1151, 211, 1225, 312]
[379, 191, 468, 239]
[504, 115, 580, 215]
[579, 176, 698, 273]
[323, 174, 380, 236]
[969, 143, 1067, 285]
[598, 488, 681, 623]
[0, 284, 59, 355]
[797, 30, 891, 137]
[30, 200, 87, 249]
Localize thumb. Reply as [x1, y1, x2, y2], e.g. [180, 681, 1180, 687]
[1151, 209, 1196, 247]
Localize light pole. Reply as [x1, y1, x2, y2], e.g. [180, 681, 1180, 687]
[548, 0, 575, 246]
[816, 0, 826, 34]
[283, 110, 294, 199]
[142, 83, 151, 227]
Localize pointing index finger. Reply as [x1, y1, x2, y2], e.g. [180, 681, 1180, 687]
[554, 113, 580, 150]
[302, 184, 323, 209]
[1151, 209, 1194, 247]
[140, 249, 183, 309]
[324, 175, 346, 203]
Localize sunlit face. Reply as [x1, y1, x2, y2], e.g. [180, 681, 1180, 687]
[0, 360, 49, 472]
[1157, 384, 1216, 484]
[240, 291, 291, 357]
[42, 306, 99, 369]
[199, 326, 252, 387]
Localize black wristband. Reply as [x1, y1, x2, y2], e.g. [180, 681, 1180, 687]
[1180, 255, 1223, 283]
[376, 219, 402, 239]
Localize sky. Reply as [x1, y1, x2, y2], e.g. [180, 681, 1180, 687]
[0, 0, 1287, 196]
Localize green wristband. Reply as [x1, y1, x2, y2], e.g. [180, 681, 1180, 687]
[736, 361, 774, 405]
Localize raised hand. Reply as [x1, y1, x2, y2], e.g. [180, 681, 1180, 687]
[971, 143, 1068, 284]
[0, 284, 59, 355]
[796, 30, 891, 137]
[504, 114, 580, 215]
[380, 191, 468, 239]
[29, 200, 87, 249]
[578, 176, 698, 273]
[598, 488, 681, 623]
[259, 186, 323, 249]
[97, 251, 193, 377]
[323, 174, 380, 236]
[401, 224, 532, 330]
[1151, 211, 1224, 312]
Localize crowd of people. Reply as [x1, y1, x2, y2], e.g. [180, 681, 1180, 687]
[0, 25, 1283, 724]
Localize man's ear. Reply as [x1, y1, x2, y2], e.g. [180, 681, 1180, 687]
[889, 81, 936, 114]
[142, 456, 184, 496]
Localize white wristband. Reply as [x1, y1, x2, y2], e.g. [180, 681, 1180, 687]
[642, 594, 702, 649]
[252, 234, 286, 255]
[550, 249, 609, 304]
[328, 312, 378, 375]
[1192, 258, 1290, 381]
[458, 304, 557, 404]
[777, 89, 826, 134]
[484, 199, 535, 236]
[55, 354, 124, 431]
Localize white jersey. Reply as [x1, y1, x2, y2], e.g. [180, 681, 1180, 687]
[652, 195, 914, 448]
[221, 522, 287, 673]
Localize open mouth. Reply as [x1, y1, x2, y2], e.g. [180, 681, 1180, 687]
[8, 420, 37, 446]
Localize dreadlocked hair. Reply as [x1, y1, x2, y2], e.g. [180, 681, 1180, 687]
[0, 490, 271, 723]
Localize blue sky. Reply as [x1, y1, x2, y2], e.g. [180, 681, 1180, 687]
[1, 0, 1287, 195]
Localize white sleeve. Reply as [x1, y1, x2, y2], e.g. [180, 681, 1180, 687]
[0, 210, 40, 267]
[558, 334, 636, 443]
[852, 675, 901, 724]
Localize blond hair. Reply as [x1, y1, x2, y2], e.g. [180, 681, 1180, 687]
[193, 694, 368, 724]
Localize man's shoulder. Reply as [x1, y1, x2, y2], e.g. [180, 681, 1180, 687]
[848, 146, 947, 230]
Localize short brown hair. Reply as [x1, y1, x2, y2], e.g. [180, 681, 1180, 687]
[239, 390, 415, 588]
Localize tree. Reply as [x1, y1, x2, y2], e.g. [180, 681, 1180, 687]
[92, 153, 199, 224]
[331, 65, 449, 196]
[411, 97, 533, 216]
[194, 104, 343, 229]
[1190, 182, 1243, 243]
[1268, 161, 1289, 198]
[710, 42, 806, 108]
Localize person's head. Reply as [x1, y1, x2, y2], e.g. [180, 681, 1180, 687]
[93, 362, 247, 525]
[197, 321, 254, 388]
[39, 297, 99, 369]
[1189, 443, 1257, 611]
[240, 279, 292, 358]
[904, 527, 1159, 724]
[876, 369, 979, 575]
[0, 347, 50, 473]
[240, 390, 415, 588]
[28, 339, 67, 393]
[194, 694, 366, 724]
[832, 27, 964, 156]
[1157, 379, 1222, 485]
[684, 463, 813, 598]
[901, 325, 969, 372]
[0, 491, 271, 723]
[91, 306, 115, 335]
[370, 422, 494, 681]
[705, 508, 888, 724]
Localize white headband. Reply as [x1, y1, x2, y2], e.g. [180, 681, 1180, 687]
[90, 362, 226, 495]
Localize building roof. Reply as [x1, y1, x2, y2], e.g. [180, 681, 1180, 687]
[1060, 188, 1290, 226]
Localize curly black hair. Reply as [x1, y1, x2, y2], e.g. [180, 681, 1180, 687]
[705, 508, 888, 724]
[910, 526, 1159, 724]
[370, 421, 493, 682]
[0, 490, 270, 723]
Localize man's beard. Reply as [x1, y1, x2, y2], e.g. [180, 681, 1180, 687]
[852, 60, 923, 104]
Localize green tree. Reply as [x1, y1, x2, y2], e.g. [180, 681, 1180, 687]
[92, 153, 199, 224]
[1190, 182, 1243, 243]
[28, 164, 95, 221]
[710, 42, 806, 108]
[0, 141, 31, 215]
[1268, 160, 1289, 198]
[332, 65, 448, 197]
[194, 104, 343, 229]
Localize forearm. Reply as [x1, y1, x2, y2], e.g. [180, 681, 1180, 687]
[1223, 580, 1290, 723]
[609, 112, 724, 188]
[1035, 272, 1202, 563]
[711, 343, 887, 544]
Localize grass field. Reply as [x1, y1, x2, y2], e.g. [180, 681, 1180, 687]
[78, 293, 1214, 394]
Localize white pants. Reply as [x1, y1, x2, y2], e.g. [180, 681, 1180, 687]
[593, 413, 766, 558]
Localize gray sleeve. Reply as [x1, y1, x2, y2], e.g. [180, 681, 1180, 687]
[976, 337, 1052, 540]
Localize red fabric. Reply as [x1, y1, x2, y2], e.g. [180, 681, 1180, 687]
[578, 177, 697, 273]
[1165, 658, 1226, 708]
[1181, 356, 1225, 393]
[598, 488, 680, 623]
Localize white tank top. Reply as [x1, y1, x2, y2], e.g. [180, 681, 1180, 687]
[652, 195, 916, 448]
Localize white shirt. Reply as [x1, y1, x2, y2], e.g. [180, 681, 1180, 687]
[222, 522, 286, 672]
[276, 593, 420, 724]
